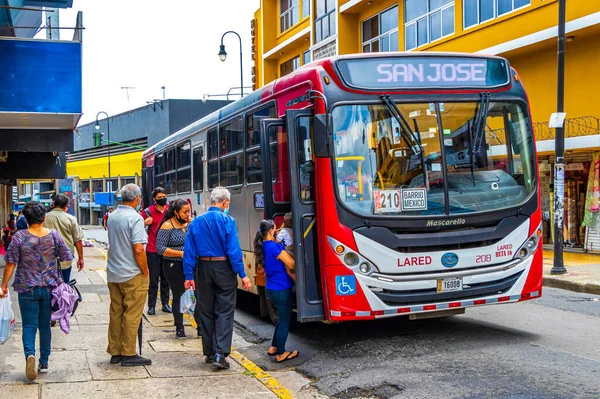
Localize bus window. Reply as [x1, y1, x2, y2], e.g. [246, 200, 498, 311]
[164, 148, 176, 194]
[208, 160, 219, 189]
[208, 128, 219, 159]
[177, 142, 191, 193]
[154, 153, 165, 189]
[245, 105, 277, 184]
[193, 146, 204, 191]
[220, 153, 244, 186]
[221, 117, 243, 154]
[246, 106, 276, 148]
[295, 117, 315, 202]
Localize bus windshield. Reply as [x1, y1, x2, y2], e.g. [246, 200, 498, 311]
[331, 101, 536, 217]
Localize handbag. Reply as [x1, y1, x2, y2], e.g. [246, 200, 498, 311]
[51, 231, 82, 316]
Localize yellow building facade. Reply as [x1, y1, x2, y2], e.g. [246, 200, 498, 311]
[252, 0, 600, 250]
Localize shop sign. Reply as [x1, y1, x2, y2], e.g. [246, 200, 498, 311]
[565, 163, 584, 171]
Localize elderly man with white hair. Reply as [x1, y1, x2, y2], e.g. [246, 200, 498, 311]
[183, 186, 251, 370]
[106, 184, 151, 367]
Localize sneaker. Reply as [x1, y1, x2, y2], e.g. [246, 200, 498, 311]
[212, 354, 230, 370]
[204, 355, 214, 364]
[175, 328, 186, 340]
[38, 362, 48, 373]
[109, 355, 123, 364]
[121, 355, 152, 367]
[25, 355, 37, 381]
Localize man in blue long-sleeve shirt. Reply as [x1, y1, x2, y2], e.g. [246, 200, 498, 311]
[184, 186, 251, 370]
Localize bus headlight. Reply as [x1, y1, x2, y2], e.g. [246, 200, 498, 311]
[514, 223, 542, 261]
[359, 263, 370, 274]
[328, 236, 379, 276]
[344, 252, 359, 266]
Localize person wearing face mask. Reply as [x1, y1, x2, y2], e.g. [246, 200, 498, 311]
[105, 184, 151, 367]
[183, 186, 251, 370]
[142, 187, 172, 316]
[156, 199, 201, 339]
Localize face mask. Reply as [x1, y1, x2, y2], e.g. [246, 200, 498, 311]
[135, 203, 142, 212]
[175, 213, 187, 224]
[156, 198, 168, 206]
[224, 207, 230, 215]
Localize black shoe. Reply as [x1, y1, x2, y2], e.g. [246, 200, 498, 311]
[162, 304, 172, 313]
[176, 328, 186, 340]
[212, 354, 230, 370]
[147, 307, 155, 316]
[121, 355, 152, 367]
[204, 355, 214, 364]
[197, 328, 202, 338]
[110, 355, 123, 364]
[38, 362, 48, 373]
[50, 320, 57, 327]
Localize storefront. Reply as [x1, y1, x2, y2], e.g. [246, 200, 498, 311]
[539, 151, 600, 253]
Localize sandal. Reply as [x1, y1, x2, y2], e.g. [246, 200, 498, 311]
[276, 350, 299, 363]
[267, 347, 277, 357]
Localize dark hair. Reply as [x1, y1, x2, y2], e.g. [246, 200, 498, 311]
[152, 187, 166, 199]
[53, 193, 69, 209]
[253, 219, 275, 266]
[22, 201, 47, 226]
[159, 198, 190, 228]
[283, 212, 292, 228]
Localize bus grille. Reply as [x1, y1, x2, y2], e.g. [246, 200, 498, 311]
[372, 270, 523, 306]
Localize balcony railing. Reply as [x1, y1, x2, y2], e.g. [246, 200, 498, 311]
[486, 116, 600, 145]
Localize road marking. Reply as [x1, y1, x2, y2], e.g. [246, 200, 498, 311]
[182, 313, 293, 399]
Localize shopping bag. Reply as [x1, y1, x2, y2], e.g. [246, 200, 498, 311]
[180, 288, 196, 316]
[0, 295, 16, 344]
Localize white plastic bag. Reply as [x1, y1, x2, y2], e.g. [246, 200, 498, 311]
[180, 288, 196, 316]
[0, 295, 16, 345]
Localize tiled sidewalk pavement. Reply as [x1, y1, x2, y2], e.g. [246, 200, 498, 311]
[0, 246, 321, 399]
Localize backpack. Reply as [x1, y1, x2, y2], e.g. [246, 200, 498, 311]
[16, 218, 27, 230]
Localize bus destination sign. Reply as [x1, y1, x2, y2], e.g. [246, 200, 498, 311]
[336, 56, 511, 90]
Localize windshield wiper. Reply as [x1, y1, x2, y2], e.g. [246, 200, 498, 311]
[379, 95, 428, 189]
[472, 93, 491, 154]
[380, 95, 423, 155]
[467, 93, 491, 186]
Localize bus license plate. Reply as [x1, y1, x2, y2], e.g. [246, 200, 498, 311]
[437, 277, 463, 293]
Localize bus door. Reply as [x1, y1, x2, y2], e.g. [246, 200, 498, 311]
[258, 119, 290, 222]
[285, 110, 324, 322]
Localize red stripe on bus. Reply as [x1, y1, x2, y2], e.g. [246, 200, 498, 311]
[423, 305, 437, 311]
[474, 300, 486, 305]
[498, 296, 511, 302]
[397, 308, 410, 314]
[449, 302, 462, 308]
[372, 310, 385, 316]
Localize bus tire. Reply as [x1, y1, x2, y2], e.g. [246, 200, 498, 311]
[265, 291, 279, 326]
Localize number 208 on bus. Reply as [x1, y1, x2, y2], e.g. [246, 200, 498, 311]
[143, 52, 543, 324]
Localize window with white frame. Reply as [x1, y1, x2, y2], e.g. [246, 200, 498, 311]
[302, 0, 310, 18]
[315, 0, 336, 44]
[404, 0, 454, 51]
[281, 0, 300, 33]
[362, 6, 399, 53]
[464, 0, 530, 28]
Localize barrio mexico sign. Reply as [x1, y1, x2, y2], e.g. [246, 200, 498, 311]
[336, 55, 511, 90]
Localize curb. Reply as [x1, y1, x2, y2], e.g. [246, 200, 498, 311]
[543, 276, 600, 296]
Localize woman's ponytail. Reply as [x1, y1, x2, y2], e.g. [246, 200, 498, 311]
[253, 219, 275, 266]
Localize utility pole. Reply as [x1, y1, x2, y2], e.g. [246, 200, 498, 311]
[552, 0, 568, 275]
[120, 86, 136, 104]
[161, 86, 166, 100]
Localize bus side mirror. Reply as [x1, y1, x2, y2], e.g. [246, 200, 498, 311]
[314, 114, 332, 158]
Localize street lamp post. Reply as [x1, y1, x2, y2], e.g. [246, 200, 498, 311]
[218, 31, 244, 98]
[552, 0, 568, 275]
[94, 111, 112, 205]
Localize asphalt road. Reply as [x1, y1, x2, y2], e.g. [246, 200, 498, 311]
[233, 287, 600, 399]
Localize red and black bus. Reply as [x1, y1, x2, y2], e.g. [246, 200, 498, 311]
[143, 52, 542, 323]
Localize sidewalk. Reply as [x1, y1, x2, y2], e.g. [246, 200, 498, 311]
[543, 250, 600, 295]
[0, 246, 318, 399]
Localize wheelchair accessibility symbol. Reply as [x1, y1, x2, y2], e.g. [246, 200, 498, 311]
[335, 275, 356, 296]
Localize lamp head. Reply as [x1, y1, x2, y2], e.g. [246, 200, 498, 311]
[94, 121, 100, 130]
[218, 44, 227, 62]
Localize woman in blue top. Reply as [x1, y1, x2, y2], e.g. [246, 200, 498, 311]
[253, 219, 299, 363]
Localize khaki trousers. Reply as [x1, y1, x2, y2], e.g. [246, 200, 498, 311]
[107, 273, 149, 356]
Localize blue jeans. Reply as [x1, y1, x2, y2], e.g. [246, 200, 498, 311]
[266, 288, 293, 355]
[61, 267, 71, 284]
[18, 287, 53, 363]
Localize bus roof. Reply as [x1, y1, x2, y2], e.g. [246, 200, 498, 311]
[144, 52, 510, 158]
